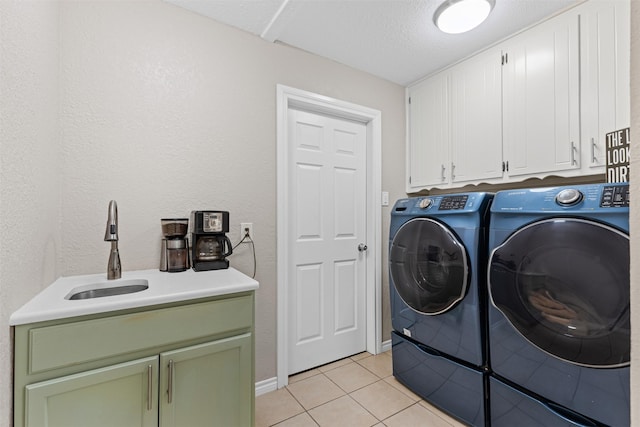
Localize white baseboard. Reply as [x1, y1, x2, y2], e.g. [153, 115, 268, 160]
[381, 339, 391, 353]
[255, 377, 278, 397]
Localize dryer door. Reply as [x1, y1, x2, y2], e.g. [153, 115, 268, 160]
[489, 218, 630, 367]
[390, 218, 469, 315]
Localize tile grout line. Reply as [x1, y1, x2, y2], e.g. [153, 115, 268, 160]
[288, 372, 388, 426]
[270, 376, 456, 426]
[319, 371, 386, 423]
[309, 359, 407, 425]
[285, 364, 384, 425]
[272, 353, 436, 427]
[271, 386, 318, 426]
[355, 355, 392, 381]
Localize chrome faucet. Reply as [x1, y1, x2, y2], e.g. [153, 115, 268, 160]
[104, 200, 121, 280]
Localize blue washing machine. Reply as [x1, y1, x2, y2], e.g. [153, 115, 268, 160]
[487, 183, 630, 427]
[389, 192, 492, 426]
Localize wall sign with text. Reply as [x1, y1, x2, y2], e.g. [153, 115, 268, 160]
[606, 127, 630, 183]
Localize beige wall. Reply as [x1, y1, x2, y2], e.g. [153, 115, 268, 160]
[57, 0, 405, 383]
[2, 1, 638, 426]
[0, 1, 62, 426]
[0, 1, 405, 423]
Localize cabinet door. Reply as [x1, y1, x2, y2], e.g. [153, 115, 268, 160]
[579, 0, 630, 172]
[450, 47, 503, 184]
[159, 333, 253, 427]
[407, 71, 450, 191]
[502, 11, 580, 177]
[25, 357, 159, 427]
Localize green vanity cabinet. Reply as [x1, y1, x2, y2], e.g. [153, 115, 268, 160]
[25, 356, 160, 427]
[159, 333, 253, 426]
[13, 291, 255, 427]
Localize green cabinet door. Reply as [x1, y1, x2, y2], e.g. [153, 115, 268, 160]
[159, 333, 253, 427]
[25, 356, 159, 427]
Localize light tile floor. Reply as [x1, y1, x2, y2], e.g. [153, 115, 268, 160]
[256, 351, 468, 427]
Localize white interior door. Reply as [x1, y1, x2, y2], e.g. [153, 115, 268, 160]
[287, 108, 367, 375]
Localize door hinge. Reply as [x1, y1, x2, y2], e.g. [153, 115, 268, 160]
[409, 176, 412, 184]
[502, 53, 508, 65]
[408, 96, 411, 105]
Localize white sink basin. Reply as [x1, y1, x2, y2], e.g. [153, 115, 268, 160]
[65, 279, 149, 300]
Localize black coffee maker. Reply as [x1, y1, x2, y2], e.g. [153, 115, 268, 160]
[190, 211, 233, 271]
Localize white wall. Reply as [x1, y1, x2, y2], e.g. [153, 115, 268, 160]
[0, 1, 62, 426]
[58, 0, 405, 390]
[630, 1, 639, 424]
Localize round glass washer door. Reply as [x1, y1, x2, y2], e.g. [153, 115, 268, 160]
[389, 218, 469, 315]
[489, 218, 630, 368]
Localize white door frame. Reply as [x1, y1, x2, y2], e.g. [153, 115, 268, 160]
[276, 84, 382, 388]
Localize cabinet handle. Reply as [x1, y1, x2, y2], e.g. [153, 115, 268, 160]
[147, 365, 153, 411]
[451, 162, 456, 180]
[440, 164, 446, 182]
[571, 141, 578, 166]
[591, 137, 598, 163]
[168, 359, 174, 404]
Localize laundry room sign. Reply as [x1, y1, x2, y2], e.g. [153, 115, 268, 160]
[606, 127, 630, 183]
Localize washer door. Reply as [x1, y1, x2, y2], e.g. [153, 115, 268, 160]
[390, 218, 469, 315]
[489, 218, 630, 367]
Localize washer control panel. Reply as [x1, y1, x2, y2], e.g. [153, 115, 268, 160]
[438, 195, 468, 210]
[418, 198, 433, 209]
[492, 183, 629, 212]
[601, 185, 630, 208]
[555, 188, 583, 206]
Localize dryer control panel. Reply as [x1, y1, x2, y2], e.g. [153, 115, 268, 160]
[392, 193, 491, 215]
[438, 195, 469, 210]
[601, 185, 630, 208]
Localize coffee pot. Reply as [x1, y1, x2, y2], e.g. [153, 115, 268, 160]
[191, 211, 232, 271]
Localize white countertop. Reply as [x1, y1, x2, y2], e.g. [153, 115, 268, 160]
[9, 268, 259, 326]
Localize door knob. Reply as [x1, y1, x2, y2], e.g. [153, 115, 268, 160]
[358, 243, 368, 252]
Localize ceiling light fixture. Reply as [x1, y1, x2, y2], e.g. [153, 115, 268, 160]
[434, 0, 495, 34]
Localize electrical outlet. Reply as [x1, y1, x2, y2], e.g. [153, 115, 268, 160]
[240, 223, 253, 241]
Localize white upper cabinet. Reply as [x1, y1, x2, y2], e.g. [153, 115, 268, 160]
[406, 49, 503, 193]
[578, 0, 630, 172]
[502, 11, 580, 178]
[450, 47, 503, 185]
[407, 71, 450, 191]
[405, 0, 629, 192]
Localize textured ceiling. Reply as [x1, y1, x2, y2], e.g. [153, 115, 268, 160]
[164, 0, 582, 86]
